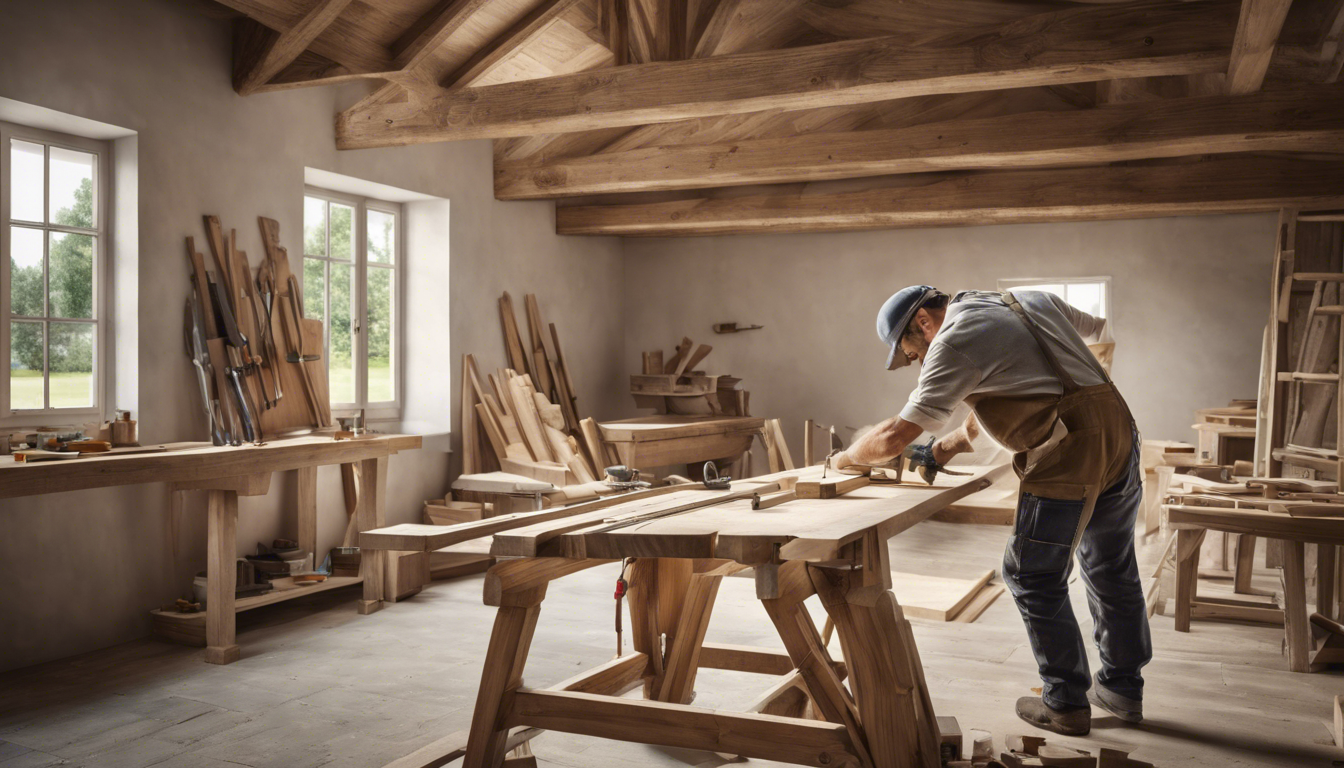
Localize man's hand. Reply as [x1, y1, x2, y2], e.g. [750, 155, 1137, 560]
[932, 412, 979, 465]
[830, 450, 855, 471]
[847, 417, 925, 466]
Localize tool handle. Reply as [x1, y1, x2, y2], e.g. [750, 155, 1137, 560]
[227, 368, 258, 444]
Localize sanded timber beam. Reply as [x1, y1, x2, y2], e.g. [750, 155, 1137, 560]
[216, 0, 394, 79]
[232, 0, 356, 95]
[496, 85, 1344, 198]
[336, 0, 1238, 148]
[392, 0, 495, 72]
[1227, 0, 1297, 94]
[445, 0, 585, 88]
[553, 155, 1344, 237]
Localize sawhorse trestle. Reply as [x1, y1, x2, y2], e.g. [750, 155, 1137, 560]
[446, 555, 941, 768]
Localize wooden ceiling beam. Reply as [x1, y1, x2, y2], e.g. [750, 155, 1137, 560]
[496, 86, 1344, 198]
[336, 0, 1238, 149]
[553, 155, 1344, 236]
[215, 0, 394, 76]
[690, 0, 743, 58]
[1227, 0, 1296, 93]
[391, 0, 495, 71]
[599, 0, 630, 65]
[444, 0, 585, 88]
[233, 0, 355, 95]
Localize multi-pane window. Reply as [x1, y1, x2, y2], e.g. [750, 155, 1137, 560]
[302, 189, 400, 417]
[998, 277, 1110, 320]
[1, 122, 107, 420]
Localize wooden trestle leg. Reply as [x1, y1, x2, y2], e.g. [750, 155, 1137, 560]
[462, 590, 545, 768]
[762, 562, 874, 767]
[811, 566, 941, 768]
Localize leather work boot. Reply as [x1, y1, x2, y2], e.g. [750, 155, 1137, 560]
[1087, 674, 1143, 723]
[1015, 696, 1091, 736]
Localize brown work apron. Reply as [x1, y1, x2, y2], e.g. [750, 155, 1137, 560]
[965, 292, 1134, 552]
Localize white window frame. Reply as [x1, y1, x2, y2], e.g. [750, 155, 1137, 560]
[997, 276, 1112, 320]
[0, 120, 111, 427]
[302, 186, 403, 421]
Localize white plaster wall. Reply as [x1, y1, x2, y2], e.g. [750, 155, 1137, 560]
[0, 0, 625, 671]
[622, 214, 1277, 461]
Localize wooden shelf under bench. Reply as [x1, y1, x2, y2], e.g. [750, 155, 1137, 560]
[150, 575, 363, 646]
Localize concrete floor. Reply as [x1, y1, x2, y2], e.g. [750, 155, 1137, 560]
[1, 521, 1340, 768]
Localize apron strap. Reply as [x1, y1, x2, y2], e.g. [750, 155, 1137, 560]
[1001, 291, 1086, 393]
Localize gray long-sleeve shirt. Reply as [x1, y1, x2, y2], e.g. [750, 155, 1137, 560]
[899, 290, 1108, 432]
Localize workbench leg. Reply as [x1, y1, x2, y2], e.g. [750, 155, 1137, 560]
[657, 569, 723, 704]
[357, 456, 388, 615]
[627, 558, 692, 698]
[1174, 528, 1207, 633]
[297, 465, 317, 561]
[205, 490, 240, 665]
[340, 462, 360, 547]
[1234, 534, 1257, 595]
[811, 566, 940, 768]
[1318, 545, 1337, 621]
[1284, 540, 1310, 673]
[462, 595, 544, 768]
[761, 562, 872, 766]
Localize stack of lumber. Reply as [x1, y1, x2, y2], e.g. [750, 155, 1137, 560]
[634, 337, 749, 416]
[461, 356, 608, 489]
[459, 293, 618, 489]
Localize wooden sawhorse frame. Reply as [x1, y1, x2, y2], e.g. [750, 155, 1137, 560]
[448, 556, 940, 768]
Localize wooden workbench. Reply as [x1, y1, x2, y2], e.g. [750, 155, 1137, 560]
[1168, 503, 1344, 673]
[598, 415, 764, 470]
[0, 434, 422, 664]
[384, 463, 1008, 768]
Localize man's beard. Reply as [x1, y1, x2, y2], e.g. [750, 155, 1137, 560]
[905, 334, 930, 363]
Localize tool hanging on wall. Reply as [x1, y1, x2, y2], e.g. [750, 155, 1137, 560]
[184, 241, 230, 446]
[711, 322, 764, 334]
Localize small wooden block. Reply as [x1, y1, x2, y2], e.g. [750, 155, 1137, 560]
[357, 599, 383, 615]
[795, 474, 870, 499]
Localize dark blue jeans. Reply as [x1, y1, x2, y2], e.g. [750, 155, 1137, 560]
[1002, 432, 1152, 711]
